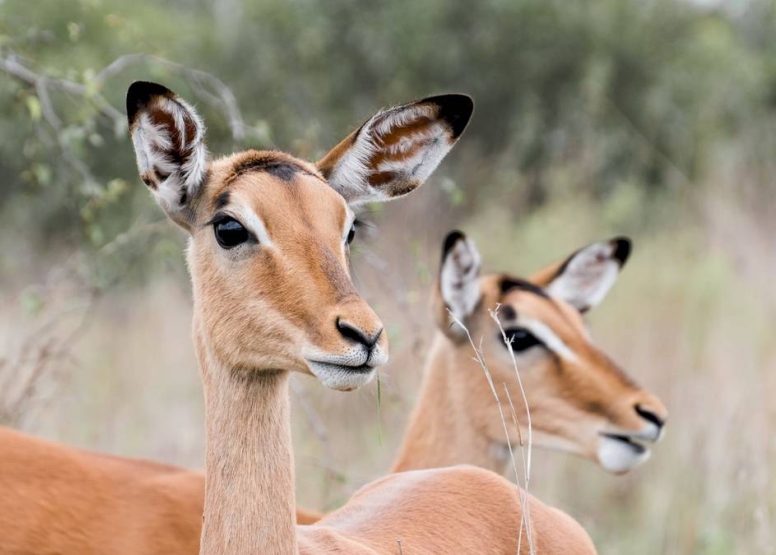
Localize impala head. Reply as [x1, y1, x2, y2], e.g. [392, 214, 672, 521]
[435, 231, 668, 473]
[127, 81, 473, 391]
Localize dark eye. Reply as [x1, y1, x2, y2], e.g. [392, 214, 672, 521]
[214, 217, 249, 249]
[346, 222, 356, 245]
[502, 327, 543, 353]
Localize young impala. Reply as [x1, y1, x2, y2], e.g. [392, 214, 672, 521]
[123, 81, 596, 555]
[391, 231, 668, 475]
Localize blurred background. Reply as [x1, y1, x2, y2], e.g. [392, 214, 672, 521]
[1, 0, 775, 553]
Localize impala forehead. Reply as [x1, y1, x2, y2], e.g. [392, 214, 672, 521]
[498, 286, 590, 343]
[213, 170, 352, 244]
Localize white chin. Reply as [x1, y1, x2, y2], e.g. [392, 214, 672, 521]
[597, 436, 651, 474]
[307, 361, 377, 391]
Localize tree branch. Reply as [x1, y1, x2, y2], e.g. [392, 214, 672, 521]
[94, 53, 246, 140]
[1, 50, 250, 141]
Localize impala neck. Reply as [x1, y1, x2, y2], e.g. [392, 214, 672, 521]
[198, 341, 298, 555]
[391, 333, 508, 474]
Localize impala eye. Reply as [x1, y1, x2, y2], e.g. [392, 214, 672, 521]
[346, 222, 356, 245]
[214, 217, 250, 249]
[502, 327, 543, 353]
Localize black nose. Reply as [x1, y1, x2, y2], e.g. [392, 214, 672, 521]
[635, 404, 665, 429]
[336, 318, 382, 349]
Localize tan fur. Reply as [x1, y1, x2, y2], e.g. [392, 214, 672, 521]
[123, 83, 595, 555]
[0, 83, 596, 555]
[0, 426, 321, 555]
[187, 168, 596, 552]
[302, 466, 595, 554]
[0, 426, 203, 555]
[393, 243, 668, 475]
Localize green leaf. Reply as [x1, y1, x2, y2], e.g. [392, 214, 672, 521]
[67, 22, 81, 42]
[26, 96, 42, 122]
[32, 163, 52, 186]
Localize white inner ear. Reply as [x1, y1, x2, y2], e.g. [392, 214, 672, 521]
[546, 242, 621, 311]
[329, 128, 378, 203]
[375, 119, 449, 181]
[441, 238, 482, 324]
[133, 112, 175, 175]
[330, 103, 452, 205]
[131, 97, 207, 213]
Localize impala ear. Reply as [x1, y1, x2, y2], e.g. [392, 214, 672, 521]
[530, 237, 632, 313]
[434, 231, 482, 338]
[316, 94, 473, 205]
[126, 81, 209, 230]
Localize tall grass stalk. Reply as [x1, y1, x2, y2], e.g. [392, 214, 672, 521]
[447, 309, 535, 555]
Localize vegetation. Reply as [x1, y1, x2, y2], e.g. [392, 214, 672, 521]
[1, 1, 774, 553]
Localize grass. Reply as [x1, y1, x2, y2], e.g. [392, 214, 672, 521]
[0, 178, 774, 554]
[449, 307, 535, 553]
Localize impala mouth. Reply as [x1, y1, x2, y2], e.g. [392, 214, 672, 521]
[305, 358, 379, 392]
[600, 433, 648, 455]
[307, 360, 375, 374]
[597, 432, 652, 474]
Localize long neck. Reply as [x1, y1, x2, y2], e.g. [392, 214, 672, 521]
[198, 348, 298, 555]
[391, 334, 505, 474]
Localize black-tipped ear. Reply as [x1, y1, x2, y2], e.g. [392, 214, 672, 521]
[436, 230, 482, 337]
[126, 81, 209, 231]
[612, 237, 632, 266]
[533, 237, 633, 312]
[424, 94, 474, 139]
[317, 94, 474, 205]
[442, 230, 466, 262]
[126, 81, 176, 127]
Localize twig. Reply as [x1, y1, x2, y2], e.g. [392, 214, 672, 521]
[490, 306, 533, 481]
[0, 54, 124, 123]
[447, 309, 535, 555]
[490, 306, 535, 552]
[0, 49, 257, 197]
[93, 53, 247, 140]
[0, 218, 171, 425]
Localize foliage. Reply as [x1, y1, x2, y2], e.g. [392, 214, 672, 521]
[1, 2, 776, 553]
[1, 0, 775, 253]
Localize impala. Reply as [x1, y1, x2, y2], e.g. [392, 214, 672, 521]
[123, 81, 596, 555]
[0, 426, 323, 555]
[0, 83, 597, 555]
[392, 231, 667, 475]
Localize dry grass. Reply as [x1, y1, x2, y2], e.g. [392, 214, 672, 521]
[0, 176, 774, 554]
[448, 308, 535, 554]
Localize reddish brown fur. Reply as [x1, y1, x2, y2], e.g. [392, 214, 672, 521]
[0, 83, 597, 555]
[155, 86, 595, 553]
[392, 249, 667, 475]
[0, 426, 321, 555]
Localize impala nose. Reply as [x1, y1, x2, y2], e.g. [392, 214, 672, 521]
[635, 403, 667, 438]
[336, 318, 383, 349]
